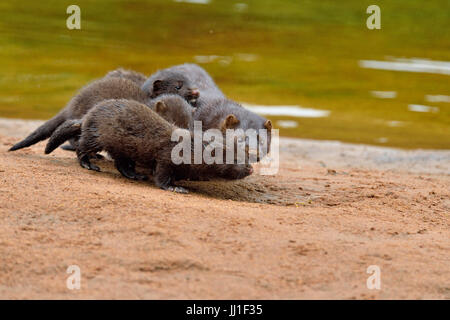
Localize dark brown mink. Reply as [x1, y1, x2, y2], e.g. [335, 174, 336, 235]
[45, 94, 195, 154]
[9, 77, 147, 152]
[141, 69, 200, 106]
[104, 68, 147, 87]
[142, 64, 273, 161]
[148, 94, 195, 130]
[193, 97, 273, 162]
[148, 63, 225, 100]
[143, 64, 234, 111]
[45, 99, 253, 193]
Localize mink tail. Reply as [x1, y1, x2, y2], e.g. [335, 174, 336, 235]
[44, 119, 82, 154]
[9, 112, 67, 151]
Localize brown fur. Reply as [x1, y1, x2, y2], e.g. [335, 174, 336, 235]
[193, 98, 272, 161]
[63, 77, 147, 119]
[46, 94, 196, 154]
[9, 77, 147, 151]
[48, 99, 252, 192]
[104, 68, 147, 87]
[147, 63, 224, 100]
[148, 94, 195, 130]
[141, 64, 273, 161]
[142, 69, 200, 106]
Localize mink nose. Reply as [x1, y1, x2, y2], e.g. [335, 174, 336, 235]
[190, 89, 200, 98]
[248, 166, 254, 174]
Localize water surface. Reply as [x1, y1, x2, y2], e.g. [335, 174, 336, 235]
[0, 0, 448, 149]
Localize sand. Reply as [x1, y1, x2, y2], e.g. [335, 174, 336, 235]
[0, 118, 448, 299]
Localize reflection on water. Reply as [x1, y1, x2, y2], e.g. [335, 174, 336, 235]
[276, 120, 298, 129]
[425, 95, 450, 103]
[370, 91, 397, 99]
[359, 58, 450, 75]
[386, 121, 405, 128]
[242, 104, 330, 118]
[375, 137, 389, 144]
[408, 105, 439, 113]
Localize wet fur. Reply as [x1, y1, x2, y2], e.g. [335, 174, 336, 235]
[104, 68, 147, 87]
[47, 99, 252, 192]
[46, 94, 195, 154]
[142, 69, 200, 106]
[193, 98, 272, 161]
[142, 64, 273, 159]
[45, 119, 82, 154]
[9, 77, 147, 151]
[148, 63, 225, 99]
[148, 94, 195, 130]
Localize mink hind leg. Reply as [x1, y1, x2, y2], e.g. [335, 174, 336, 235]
[114, 156, 148, 181]
[62, 138, 104, 160]
[153, 163, 188, 193]
[76, 136, 101, 172]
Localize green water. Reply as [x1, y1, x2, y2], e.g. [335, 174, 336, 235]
[0, 0, 449, 149]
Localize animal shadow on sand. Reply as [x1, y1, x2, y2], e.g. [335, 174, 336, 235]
[44, 154, 312, 206]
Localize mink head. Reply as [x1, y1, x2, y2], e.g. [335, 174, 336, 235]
[216, 103, 273, 163]
[153, 95, 195, 129]
[151, 73, 199, 106]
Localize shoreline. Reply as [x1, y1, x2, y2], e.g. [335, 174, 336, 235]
[1, 117, 448, 175]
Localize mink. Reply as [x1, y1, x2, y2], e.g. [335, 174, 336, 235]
[142, 64, 273, 160]
[104, 68, 147, 87]
[9, 77, 147, 152]
[145, 63, 225, 99]
[193, 98, 273, 162]
[44, 94, 196, 154]
[148, 94, 195, 130]
[45, 99, 253, 193]
[142, 68, 200, 106]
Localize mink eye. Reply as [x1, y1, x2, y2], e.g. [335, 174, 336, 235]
[175, 81, 183, 90]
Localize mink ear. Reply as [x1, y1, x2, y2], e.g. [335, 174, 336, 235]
[264, 120, 272, 131]
[153, 80, 163, 92]
[220, 114, 240, 131]
[155, 101, 167, 113]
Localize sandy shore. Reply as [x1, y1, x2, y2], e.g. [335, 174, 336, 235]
[0, 118, 448, 299]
